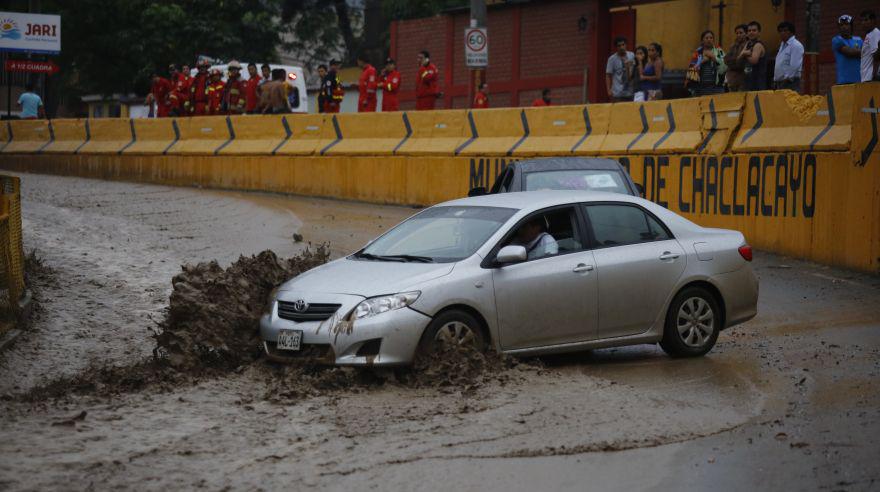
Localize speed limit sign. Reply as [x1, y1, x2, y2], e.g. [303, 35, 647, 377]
[464, 27, 488, 68]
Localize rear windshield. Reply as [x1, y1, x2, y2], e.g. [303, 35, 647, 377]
[524, 170, 630, 195]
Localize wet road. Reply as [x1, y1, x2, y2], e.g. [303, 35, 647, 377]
[1, 172, 878, 491]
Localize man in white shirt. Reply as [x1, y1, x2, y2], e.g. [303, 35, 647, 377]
[512, 217, 558, 260]
[774, 21, 804, 92]
[860, 10, 880, 82]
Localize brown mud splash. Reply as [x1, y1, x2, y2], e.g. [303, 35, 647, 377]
[15, 246, 542, 403]
[154, 247, 330, 370]
[262, 343, 543, 403]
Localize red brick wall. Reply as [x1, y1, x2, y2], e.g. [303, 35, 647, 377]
[395, 15, 447, 110]
[519, 0, 593, 80]
[392, 0, 598, 109]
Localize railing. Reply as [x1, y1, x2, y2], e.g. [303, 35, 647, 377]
[0, 174, 25, 335]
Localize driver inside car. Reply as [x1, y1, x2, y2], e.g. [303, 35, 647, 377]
[512, 217, 558, 260]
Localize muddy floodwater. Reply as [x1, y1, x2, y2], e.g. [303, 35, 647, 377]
[1, 172, 878, 491]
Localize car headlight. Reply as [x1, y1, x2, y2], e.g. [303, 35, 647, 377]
[264, 287, 280, 315]
[354, 291, 420, 319]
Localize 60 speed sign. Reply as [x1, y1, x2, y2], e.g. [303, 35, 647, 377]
[464, 27, 488, 68]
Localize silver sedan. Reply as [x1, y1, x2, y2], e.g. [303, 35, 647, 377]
[260, 191, 758, 365]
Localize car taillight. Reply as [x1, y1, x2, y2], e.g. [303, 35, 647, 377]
[738, 245, 753, 262]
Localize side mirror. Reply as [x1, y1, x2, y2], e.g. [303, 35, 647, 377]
[633, 182, 645, 197]
[495, 245, 527, 265]
[468, 186, 487, 197]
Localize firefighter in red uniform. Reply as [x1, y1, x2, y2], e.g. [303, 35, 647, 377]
[166, 64, 188, 117]
[416, 50, 439, 110]
[186, 61, 211, 115]
[223, 60, 246, 115]
[473, 82, 489, 109]
[244, 62, 262, 114]
[379, 57, 400, 112]
[531, 88, 552, 107]
[322, 59, 344, 113]
[206, 68, 226, 115]
[146, 72, 173, 117]
[356, 54, 378, 112]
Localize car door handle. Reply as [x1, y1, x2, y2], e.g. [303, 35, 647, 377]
[573, 264, 594, 273]
[659, 252, 680, 261]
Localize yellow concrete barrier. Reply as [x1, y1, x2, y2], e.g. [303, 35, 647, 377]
[601, 99, 702, 155]
[167, 116, 232, 155]
[456, 108, 525, 157]
[732, 88, 854, 153]
[273, 114, 332, 156]
[76, 118, 133, 154]
[852, 82, 880, 166]
[125, 118, 177, 154]
[393, 109, 470, 155]
[513, 105, 597, 157]
[42, 119, 87, 154]
[696, 93, 745, 155]
[323, 112, 408, 155]
[0, 122, 11, 152]
[219, 115, 289, 155]
[2, 120, 50, 154]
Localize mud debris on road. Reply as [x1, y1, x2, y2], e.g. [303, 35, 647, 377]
[14, 244, 541, 406]
[1, 172, 878, 491]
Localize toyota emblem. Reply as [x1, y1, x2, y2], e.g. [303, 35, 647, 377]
[293, 299, 309, 312]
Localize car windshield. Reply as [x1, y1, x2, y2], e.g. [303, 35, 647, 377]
[357, 206, 516, 263]
[524, 170, 630, 194]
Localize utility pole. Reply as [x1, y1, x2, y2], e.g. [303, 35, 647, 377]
[711, 0, 727, 47]
[469, 0, 487, 108]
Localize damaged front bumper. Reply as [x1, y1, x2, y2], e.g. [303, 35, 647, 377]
[259, 292, 432, 366]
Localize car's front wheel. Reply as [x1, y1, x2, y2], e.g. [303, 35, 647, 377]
[417, 309, 486, 356]
[660, 286, 721, 357]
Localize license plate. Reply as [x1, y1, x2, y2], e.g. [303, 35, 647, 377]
[276, 329, 303, 351]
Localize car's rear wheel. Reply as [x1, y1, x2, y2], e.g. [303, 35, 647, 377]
[417, 309, 486, 357]
[660, 287, 721, 357]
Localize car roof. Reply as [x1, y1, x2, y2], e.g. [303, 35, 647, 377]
[439, 190, 643, 211]
[513, 157, 624, 173]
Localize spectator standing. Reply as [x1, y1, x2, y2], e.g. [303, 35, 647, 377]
[605, 37, 635, 102]
[640, 43, 664, 100]
[356, 54, 378, 112]
[16, 82, 43, 119]
[832, 15, 862, 85]
[740, 21, 768, 91]
[315, 65, 328, 113]
[223, 60, 246, 114]
[206, 68, 226, 115]
[186, 61, 211, 115]
[416, 50, 440, 110]
[532, 88, 552, 106]
[861, 10, 880, 82]
[633, 45, 648, 101]
[473, 82, 489, 108]
[321, 60, 344, 113]
[773, 22, 804, 92]
[260, 69, 292, 114]
[146, 72, 172, 117]
[724, 24, 749, 91]
[688, 30, 727, 96]
[244, 63, 262, 113]
[379, 58, 401, 112]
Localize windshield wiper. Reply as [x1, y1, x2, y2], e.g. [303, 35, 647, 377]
[355, 252, 401, 262]
[382, 254, 435, 263]
[354, 252, 434, 263]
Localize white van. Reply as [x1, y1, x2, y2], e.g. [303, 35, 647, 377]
[190, 63, 308, 113]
